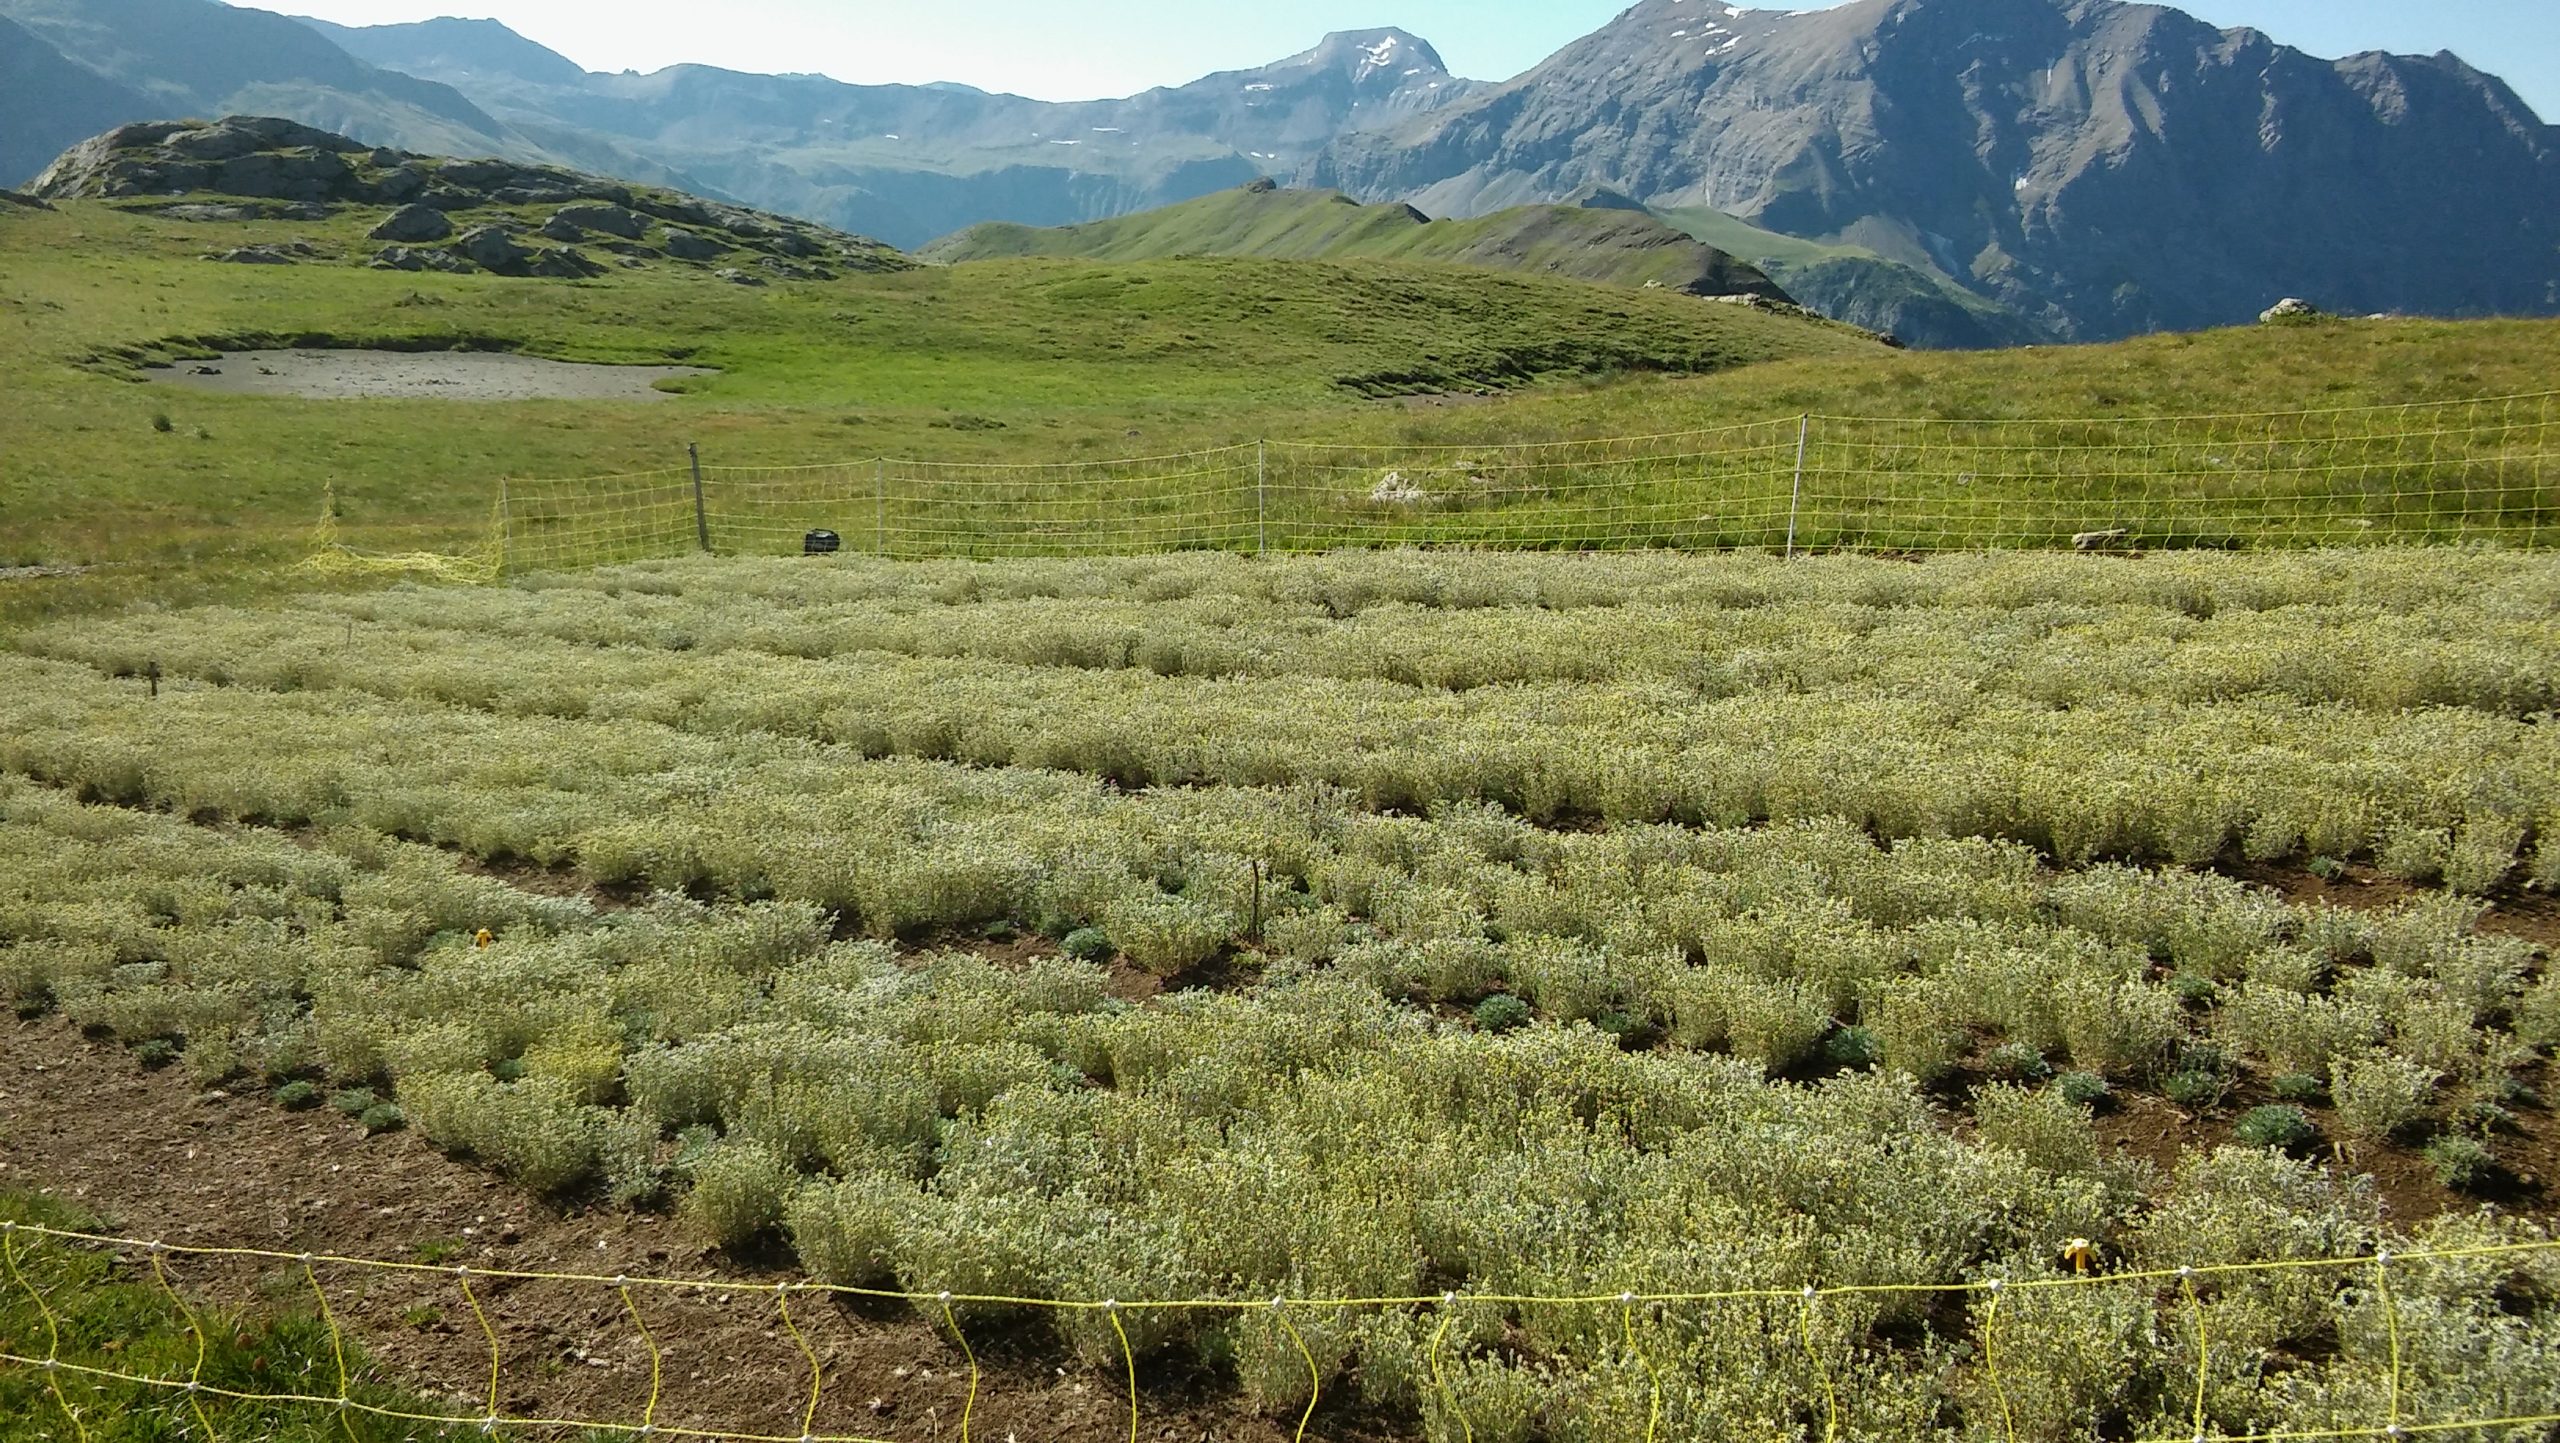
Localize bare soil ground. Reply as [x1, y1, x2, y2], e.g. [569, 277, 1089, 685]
[143, 351, 711, 403]
[0, 1018, 1347, 1443]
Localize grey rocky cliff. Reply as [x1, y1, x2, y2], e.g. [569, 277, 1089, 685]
[1309, 0, 2560, 341]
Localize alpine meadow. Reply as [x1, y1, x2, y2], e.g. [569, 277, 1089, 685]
[3, 2, 2560, 1441]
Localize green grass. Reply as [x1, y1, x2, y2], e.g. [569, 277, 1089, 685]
[6, 196, 2560, 625]
[923, 184, 1787, 299]
[0, 1192, 480, 1442]
[0, 196, 1876, 620]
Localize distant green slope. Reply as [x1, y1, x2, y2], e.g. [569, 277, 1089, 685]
[923, 183, 1794, 303]
[1649, 205, 2047, 350]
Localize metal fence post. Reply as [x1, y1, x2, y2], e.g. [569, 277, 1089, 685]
[688, 443, 710, 553]
[496, 477, 511, 578]
[1256, 441, 1268, 556]
[875, 457, 888, 557]
[1785, 414, 1810, 559]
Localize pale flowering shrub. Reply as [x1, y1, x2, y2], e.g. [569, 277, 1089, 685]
[2331, 1050, 2442, 1142]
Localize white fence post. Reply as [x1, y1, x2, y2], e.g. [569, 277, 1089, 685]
[688, 443, 710, 554]
[1256, 441, 1268, 556]
[1785, 414, 1811, 558]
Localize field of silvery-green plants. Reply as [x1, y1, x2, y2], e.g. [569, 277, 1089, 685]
[2, 547, 2556, 1441]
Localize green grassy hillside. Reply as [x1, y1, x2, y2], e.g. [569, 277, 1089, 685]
[0, 195, 1880, 618]
[925, 183, 1790, 301]
[1651, 204, 2045, 349]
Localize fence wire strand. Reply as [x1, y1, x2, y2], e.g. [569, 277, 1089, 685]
[6, 1222, 2551, 1443]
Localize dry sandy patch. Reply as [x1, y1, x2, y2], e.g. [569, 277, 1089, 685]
[145, 349, 713, 401]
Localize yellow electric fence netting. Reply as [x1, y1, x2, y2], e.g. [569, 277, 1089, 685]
[4, 1222, 2555, 1443]
[304, 481, 506, 584]
[304, 391, 2559, 580]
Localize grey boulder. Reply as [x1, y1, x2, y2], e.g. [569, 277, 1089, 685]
[663, 227, 730, 261]
[455, 225, 531, 270]
[370, 203, 455, 243]
[553, 203, 647, 239]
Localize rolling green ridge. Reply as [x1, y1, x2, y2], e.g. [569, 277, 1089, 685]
[924, 184, 1792, 304]
[1649, 205, 2048, 350]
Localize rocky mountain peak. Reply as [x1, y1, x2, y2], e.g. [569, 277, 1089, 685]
[1283, 29, 1451, 88]
[296, 15, 591, 90]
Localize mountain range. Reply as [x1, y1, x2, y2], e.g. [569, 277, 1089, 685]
[2, 0, 2554, 346]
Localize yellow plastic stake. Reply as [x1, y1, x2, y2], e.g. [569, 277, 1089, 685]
[939, 1293, 979, 1443]
[2, 1224, 90, 1443]
[299, 1255, 362, 1443]
[1270, 1299, 1322, 1443]
[2181, 1267, 2210, 1443]
[618, 1277, 665, 1437]
[1619, 1294, 1662, 1443]
[455, 1266, 503, 1429]
[1428, 1293, 1472, 1443]
[1105, 1301, 1138, 1443]
[146, 1244, 221, 1443]
[777, 1284, 823, 1443]
[2374, 1249, 2403, 1435]
[1799, 1286, 1839, 1443]
[1981, 1281, 2016, 1443]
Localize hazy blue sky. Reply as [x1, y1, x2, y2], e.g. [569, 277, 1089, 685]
[269, 0, 2560, 118]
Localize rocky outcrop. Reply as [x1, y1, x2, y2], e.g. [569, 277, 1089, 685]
[0, 188, 54, 211]
[368, 202, 453, 242]
[30, 118, 362, 198]
[553, 202, 645, 239]
[28, 115, 917, 282]
[2259, 298, 2329, 324]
